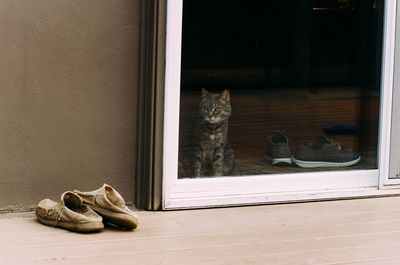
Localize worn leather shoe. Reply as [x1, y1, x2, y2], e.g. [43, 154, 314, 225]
[36, 191, 104, 233]
[74, 184, 139, 230]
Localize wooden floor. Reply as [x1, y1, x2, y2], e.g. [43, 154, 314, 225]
[2, 197, 400, 265]
[178, 88, 379, 178]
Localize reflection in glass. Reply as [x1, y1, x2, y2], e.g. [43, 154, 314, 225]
[178, 0, 384, 178]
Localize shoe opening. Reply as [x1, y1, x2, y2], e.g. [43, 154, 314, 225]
[105, 185, 125, 208]
[63, 192, 83, 210]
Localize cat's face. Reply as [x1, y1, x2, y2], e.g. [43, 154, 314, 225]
[199, 88, 231, 124]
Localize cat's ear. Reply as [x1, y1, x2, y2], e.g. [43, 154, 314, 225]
[201, 88, 209, 98]
[220, 89, 230, 103]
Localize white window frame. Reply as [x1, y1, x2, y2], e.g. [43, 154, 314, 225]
[163, 0, 399, 210]
[385, 0, 400, 186]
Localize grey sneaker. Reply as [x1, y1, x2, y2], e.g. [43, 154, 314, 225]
[266, 131, 292, 165]
[292, 135, 361, 168]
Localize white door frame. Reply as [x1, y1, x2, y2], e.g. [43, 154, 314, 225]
[163, 0, 399, 209]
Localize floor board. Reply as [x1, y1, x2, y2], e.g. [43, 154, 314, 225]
[2, 197, 400, 264]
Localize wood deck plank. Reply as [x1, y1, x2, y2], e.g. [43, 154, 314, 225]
[2, 197, 400, 264]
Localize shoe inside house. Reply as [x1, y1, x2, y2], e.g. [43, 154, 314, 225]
[265, 130, 292, 165]
[292, 135, 361, 168]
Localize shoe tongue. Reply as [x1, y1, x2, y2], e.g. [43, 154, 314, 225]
[271, 131, 288, 143]
[63, 192, 83, 210]
[308, 135, 328, 149]
[317, 135, 341, 150]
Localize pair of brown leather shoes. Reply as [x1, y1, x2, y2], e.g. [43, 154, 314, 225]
[36, 184, 139, 233]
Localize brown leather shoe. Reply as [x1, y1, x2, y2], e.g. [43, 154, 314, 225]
[73, 184, 139, 230]
[36, 191, 104, 233]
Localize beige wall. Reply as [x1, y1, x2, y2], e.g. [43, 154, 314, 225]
[0, 0, 141, 210]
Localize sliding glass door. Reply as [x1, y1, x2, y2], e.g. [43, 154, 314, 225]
[163, 0, 396, 209]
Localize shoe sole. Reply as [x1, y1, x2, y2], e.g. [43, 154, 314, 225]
[36, 214, 104, 233]
[90, 206, 139, 230]
[265, 156, 292, 165]
[292, 156, 361, 168]
[272, 157, 292, 165]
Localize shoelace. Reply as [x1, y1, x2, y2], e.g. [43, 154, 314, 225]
[326, 138, 342, 150]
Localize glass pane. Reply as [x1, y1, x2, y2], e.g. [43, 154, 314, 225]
[178, 0, 384, 178]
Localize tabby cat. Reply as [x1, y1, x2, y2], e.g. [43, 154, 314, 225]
[193, 88, 234, 177]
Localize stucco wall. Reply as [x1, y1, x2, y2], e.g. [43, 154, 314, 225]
[0, 0, 141, 210]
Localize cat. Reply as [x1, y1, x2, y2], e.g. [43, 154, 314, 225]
[193, 88, 234, 177]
